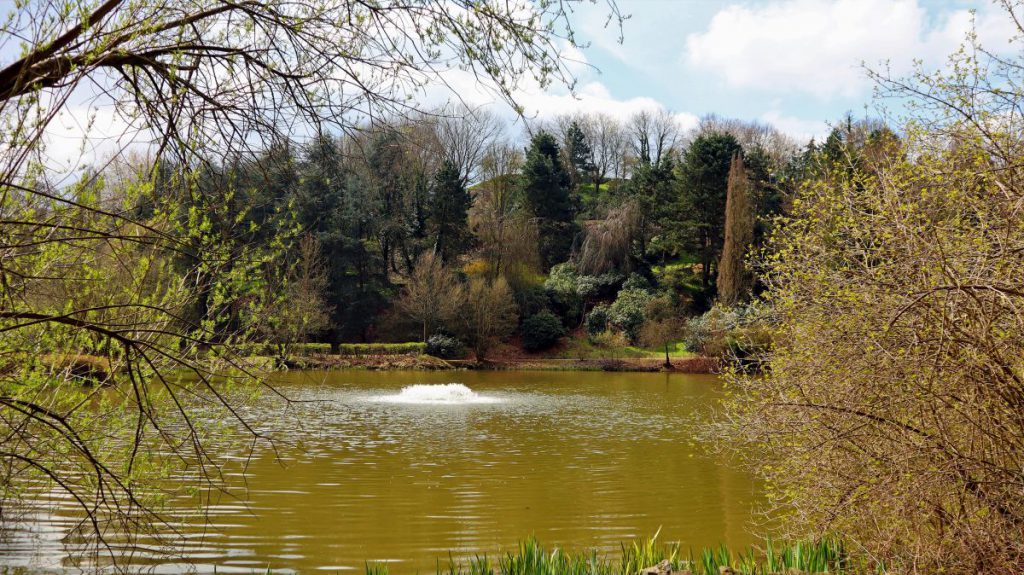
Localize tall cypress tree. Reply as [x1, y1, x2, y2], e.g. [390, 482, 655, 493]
[521, 131, 576, 269]
[717, 153, 754, 306]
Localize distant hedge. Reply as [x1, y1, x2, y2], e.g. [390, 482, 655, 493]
[336, 342, 426, 356]
[291, 343, 333, 355]
[234, 342, 425, 357]
[234, 342, 332, 356]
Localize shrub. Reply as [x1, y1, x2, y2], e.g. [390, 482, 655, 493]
[545, 264, 623, 327]
[461, 276, 519, 360]
[585, 304, 609, 337]
[544, 262, 579, 295]
[684, 303, 772, 365]
[608, 285, 653, 344]
[233, 341, 271, 356]
[235, 341, 332, 357]
[576, 272, 622, 300]
[544, 263, 581, 325]
[514, 284, 551, 319]
[684, 306, 739, 356]
[589, 329, 625, 351]
[520, 310, 565, 351]
[40, 354, 112, 385]
[724, 324, 772, 372]
[621, 272, 651, 291]
[425, 334, 465, 359]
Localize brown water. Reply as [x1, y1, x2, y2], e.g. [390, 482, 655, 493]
[0, 370, 764, 573]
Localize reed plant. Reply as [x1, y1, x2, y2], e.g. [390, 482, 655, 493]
[319, 535, 856, 575]
[690, 537, 851, 575]
[430, 534, 859, 575]
[437, 553, 496, 575]
[619, 528, 683, 574]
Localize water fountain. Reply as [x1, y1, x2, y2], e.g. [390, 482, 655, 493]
[374, 383, 502, 404]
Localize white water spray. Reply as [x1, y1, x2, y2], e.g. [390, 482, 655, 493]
[375, 383, 500, 404]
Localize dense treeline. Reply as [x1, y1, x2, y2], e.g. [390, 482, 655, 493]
[158, 108, 818, 358]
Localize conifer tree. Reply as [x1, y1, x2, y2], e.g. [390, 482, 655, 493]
[521, 131, 577, 269]
[716, 153, 754, 305]
[429, 160, 473, 263]
[677, 131, 743, 290]
[564, 120, 594, 190]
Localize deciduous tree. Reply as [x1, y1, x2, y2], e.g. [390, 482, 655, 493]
[725, 44, 1024, 568]
[397, 252, 464, 343]
[460, 277, 518, 361]
[259, 235, 333, 359]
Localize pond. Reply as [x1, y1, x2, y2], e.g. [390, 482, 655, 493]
[1, 370, 765, 573]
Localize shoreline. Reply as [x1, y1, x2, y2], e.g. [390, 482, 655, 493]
[277, 354, 720, 374]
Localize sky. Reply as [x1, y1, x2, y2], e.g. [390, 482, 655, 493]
[493, 0, 1020, 142]
[9, 0, 1022, 174]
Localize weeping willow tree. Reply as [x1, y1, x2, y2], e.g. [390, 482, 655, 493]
[578, 199, 642, 274]
[724, 7, 1024, 571]
[0, 0, 621, 562]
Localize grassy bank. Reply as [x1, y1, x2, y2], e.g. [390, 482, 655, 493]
[469, 356, 719, 373]
[240, 352, 718, 373]
[545, 339, 693, 361]
[231, 334, 720, 373]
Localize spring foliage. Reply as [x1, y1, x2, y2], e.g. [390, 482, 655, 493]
[725, 125, 1024, 572]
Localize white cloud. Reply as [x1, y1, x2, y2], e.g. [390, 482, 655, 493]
[44, 105, 132, 169]
[426, 45, 693, 127]
[685, 0, 1017, 100]
[34, 92, 154, 184]
[515, 80, 676, 122]
[759, 110, 831, 142]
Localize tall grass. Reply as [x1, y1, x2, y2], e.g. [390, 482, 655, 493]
[619, 527, 682, 574]
[336, 536, 856, 575]
[492, 538, 617, 575]
[437, 552, 496, 575]
[425, 534, 858, 575]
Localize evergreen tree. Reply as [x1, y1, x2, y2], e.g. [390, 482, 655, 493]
[297, 134, 389, 343]
[363, 128, 410, 275]
[741, 145, 783, 247]
[563, 120, 594, 191]
[717, 153, 754, 306]
[521, 131, 577, 269]
[677, 131, 743, 291]
[428, 160, 473, 263]
[626, 156, 677, 264]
